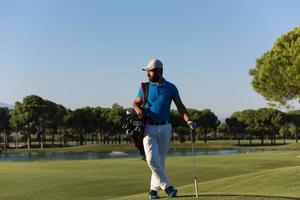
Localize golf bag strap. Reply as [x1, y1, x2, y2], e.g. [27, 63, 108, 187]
[141, 82, 149, 107]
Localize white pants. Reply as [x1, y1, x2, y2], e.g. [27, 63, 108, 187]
[143, 123, 172, 191]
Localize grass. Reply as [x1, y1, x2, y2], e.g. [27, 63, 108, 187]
[2, 139, 300, 154]
[0, 150, 300, 200]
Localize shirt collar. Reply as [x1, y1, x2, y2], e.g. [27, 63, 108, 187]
[150, 78, 166, 86]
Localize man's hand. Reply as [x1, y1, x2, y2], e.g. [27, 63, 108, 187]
[187, 120, 197, 130]
[133, 97, 145, 118]
[136, 108, 145, 118]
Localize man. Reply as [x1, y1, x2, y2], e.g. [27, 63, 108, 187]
[133, 59, 196, 199]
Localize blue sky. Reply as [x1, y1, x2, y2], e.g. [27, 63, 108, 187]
[1, 0, 300, 118]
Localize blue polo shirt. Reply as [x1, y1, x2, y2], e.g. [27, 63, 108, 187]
[137, 78, 180, 122]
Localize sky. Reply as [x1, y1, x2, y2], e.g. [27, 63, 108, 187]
[1, 0, 300, 119]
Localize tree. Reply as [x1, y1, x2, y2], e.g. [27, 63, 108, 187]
[286, 110, 300, 143]
[217, 122, 229, 140]
[249, 27, 300, 107]
[225, 116, 245, 145]
[171, 109, 189, 143]
[10, 102, 27, 148]
[44, 102, 67, 147]
[0, 107, 10, 149]
[80, 107, 96, 145]
[171, 110, 185, 143]
[93, 107, 110, 144]
[64, 110, 79, 145]
[23, 95, 48, 149]
[39, 100, 58, 149]
[107, 104, 125, 144]
[10, 100, 35, 149]
[66, 109, 84, 145]
[62, 109, 73, 146]
[11, 95, 61, 149]
[255, 108, 285, 145]
[232, 109, 256, 145]
[54, 104, 68, 146]
[197, 109, 219, 143]
[279, 124, 290, 144]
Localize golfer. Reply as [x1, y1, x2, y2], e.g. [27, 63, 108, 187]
[133, 59, 196, 199]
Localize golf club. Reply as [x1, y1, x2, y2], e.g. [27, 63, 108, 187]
[190, 127, 199, 198]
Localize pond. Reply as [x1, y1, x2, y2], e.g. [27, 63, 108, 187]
[0, 149, 262, 162]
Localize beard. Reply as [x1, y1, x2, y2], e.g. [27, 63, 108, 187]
[148, 75, 160, 82]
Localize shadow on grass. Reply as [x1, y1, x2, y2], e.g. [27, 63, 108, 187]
[194, 194, 300, 200]
[158, 194, 300, 200]
[175, 194, 197, 198]
[156, 195, 196, 199]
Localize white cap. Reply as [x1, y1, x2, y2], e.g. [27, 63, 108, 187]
[142, 59, 163, 71]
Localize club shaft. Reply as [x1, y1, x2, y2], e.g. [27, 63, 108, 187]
[191, 130, 198, 197]
[194, 178, 199, 197]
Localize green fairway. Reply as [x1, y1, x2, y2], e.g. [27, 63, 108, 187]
[0, 151, 300, 200]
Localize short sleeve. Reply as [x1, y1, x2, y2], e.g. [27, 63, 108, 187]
[172, 85, 180, 100]
[137, 87, 142, 99]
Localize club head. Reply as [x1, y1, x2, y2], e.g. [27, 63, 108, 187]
[126, 129, 131, 136]
[126, 108, 136, 115]
[132, 120, 142, 127]
[122, 123, 129, 130]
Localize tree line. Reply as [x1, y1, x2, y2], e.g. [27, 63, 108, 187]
[0, 95, 300, 150]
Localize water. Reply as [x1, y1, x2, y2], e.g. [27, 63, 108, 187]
[0, 149, 258, 162]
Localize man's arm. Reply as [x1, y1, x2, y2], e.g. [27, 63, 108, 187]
[133, 97, 144, 117]
[173, 97, 191, 123]
[173, 97, 197, 129]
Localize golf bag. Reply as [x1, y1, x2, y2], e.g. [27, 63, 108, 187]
[123, 108, 146, 160]
[123, 82, 149, 161]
